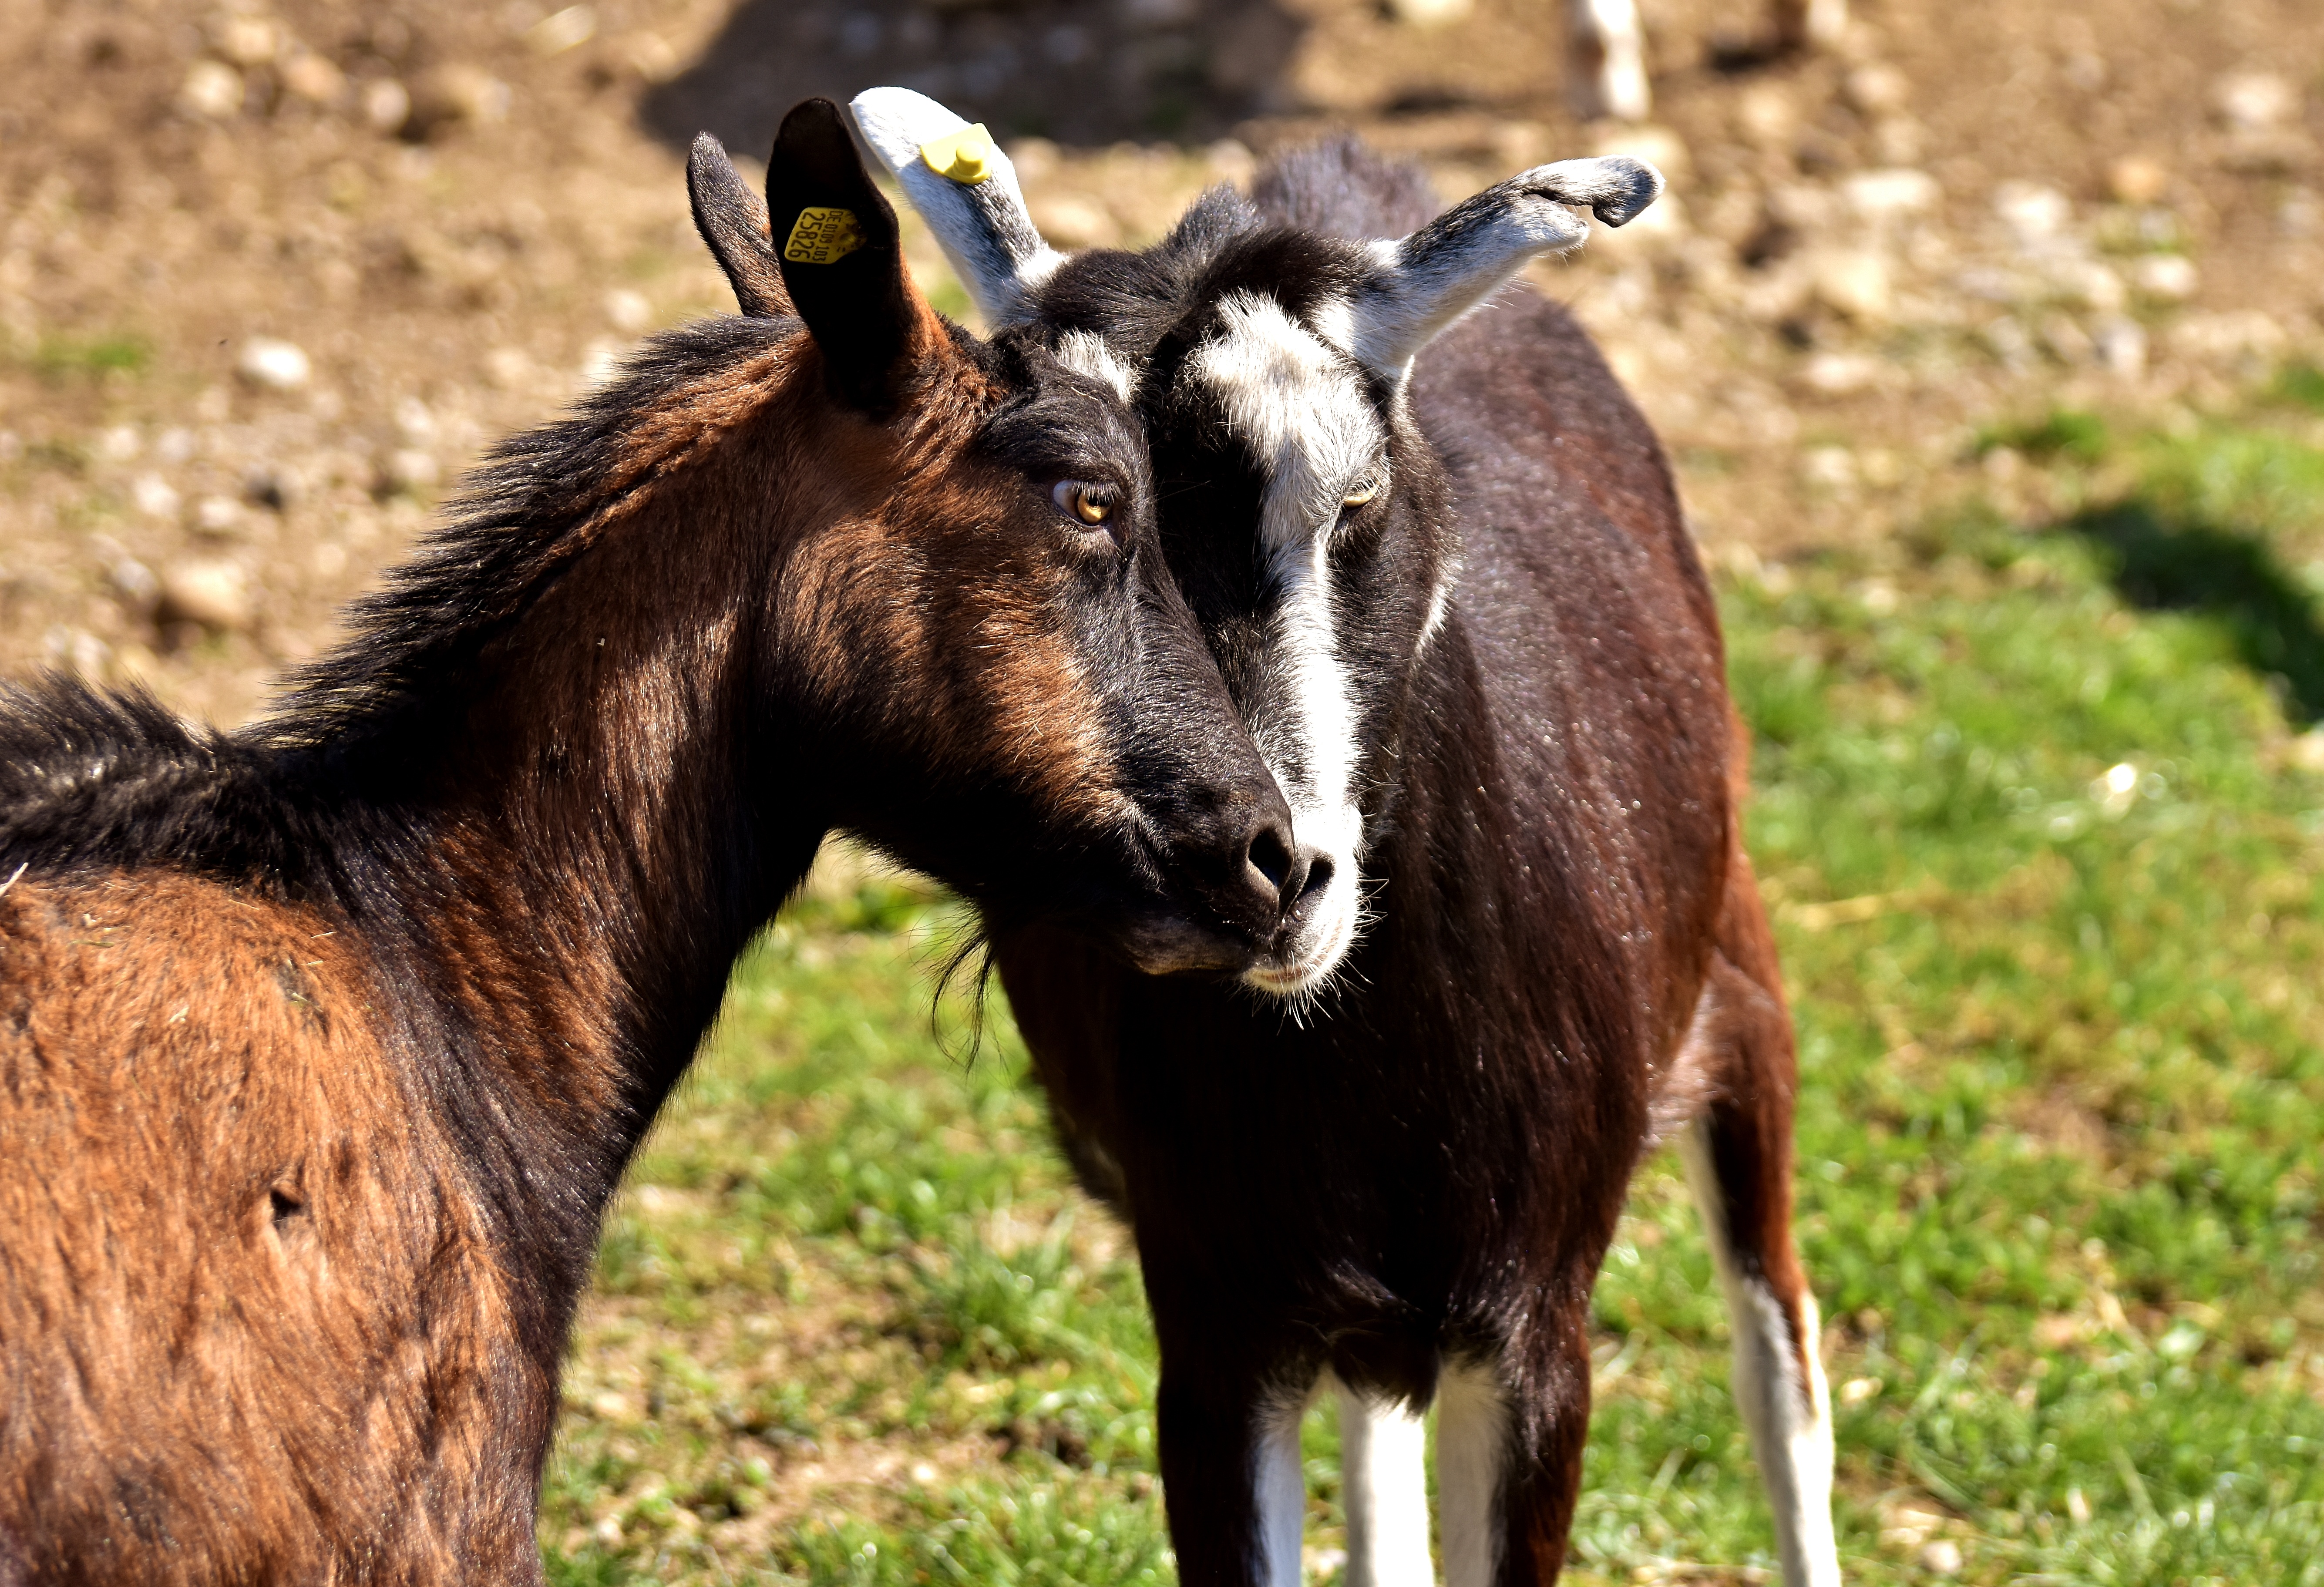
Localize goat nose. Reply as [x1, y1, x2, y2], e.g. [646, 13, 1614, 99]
[1193, 809, 1296, 941]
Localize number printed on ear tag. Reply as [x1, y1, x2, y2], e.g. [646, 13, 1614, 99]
[783, 206, 865, 265]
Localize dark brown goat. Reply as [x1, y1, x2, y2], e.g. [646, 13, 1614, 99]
[858, 91, 1841, 1587]
[0, 101, 1302, 1583]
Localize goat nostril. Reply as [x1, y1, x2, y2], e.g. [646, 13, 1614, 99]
[1246, 827, 1294, 894]
[1298, 855, 1334, 903]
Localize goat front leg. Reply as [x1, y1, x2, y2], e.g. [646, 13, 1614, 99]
[1334, 1375, 1432, 1587]
[1435, 1308, 1595, 1587]
[1155, 1343, 1316, 1587]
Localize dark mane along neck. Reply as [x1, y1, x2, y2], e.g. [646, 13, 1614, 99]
[1, 309, 827, 1177]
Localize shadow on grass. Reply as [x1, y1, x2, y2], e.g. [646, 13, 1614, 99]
[2061, 499, 2324, 723]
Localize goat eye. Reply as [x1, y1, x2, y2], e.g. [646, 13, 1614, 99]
[1342, 471, 1383, 508]
[1053, 480, 1116, 526]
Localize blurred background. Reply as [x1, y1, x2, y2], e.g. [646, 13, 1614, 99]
[5, 2, 2323, 1584]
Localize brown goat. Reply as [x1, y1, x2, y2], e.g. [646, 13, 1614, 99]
[0, 101, 1302, 1583]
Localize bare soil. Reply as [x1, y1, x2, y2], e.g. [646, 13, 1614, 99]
[3, 0, 2321, 725]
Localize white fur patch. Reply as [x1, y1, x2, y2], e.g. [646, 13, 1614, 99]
[1054, 330, 1135, 403]
[1678, 1123, 1842, 1587]
[1188, 291, 1380, 999]
[1254, 1395, 1308, 1587]
[1334, 1378, 1433, 1587]
[1435, 1359, 1510, 1587]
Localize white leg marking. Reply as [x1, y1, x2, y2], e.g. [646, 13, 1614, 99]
[1678, 1122, 1841, 1587]
[1256, 1391, 1311, 1587]
[1571, 0, 1651, 122]
[1434, 1358, 1509, 1587]
[1334, 1376, 1433, 1587]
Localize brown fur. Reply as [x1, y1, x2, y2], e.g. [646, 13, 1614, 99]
[0, 113, 1292, 1578]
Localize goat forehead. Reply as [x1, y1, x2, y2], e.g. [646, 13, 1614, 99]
[1185, 291, 1382, 548]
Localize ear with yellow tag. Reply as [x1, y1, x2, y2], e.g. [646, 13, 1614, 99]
[765, 98, 925, 410]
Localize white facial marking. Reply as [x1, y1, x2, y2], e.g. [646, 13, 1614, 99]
[1189, 291, 1381, 1000]
[1054, 330, 1135, 403]
[1334, 1376, 1433, 1587]
[1678, 1123, 1842, 1587]
[1254, 1392, 1308, 1587]
[1435, 1358, 1510, 1587]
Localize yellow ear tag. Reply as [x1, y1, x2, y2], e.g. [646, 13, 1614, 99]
[919, 123, 996, 186]
[783, 206, 865, 265]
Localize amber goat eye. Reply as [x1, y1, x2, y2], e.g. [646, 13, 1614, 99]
[1342, 472, 1383, 508]
[1053, 481, 1116, 526]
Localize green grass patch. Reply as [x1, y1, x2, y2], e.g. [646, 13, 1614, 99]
[17, 331, 152, 382]
[542, 397, 2324, 1584]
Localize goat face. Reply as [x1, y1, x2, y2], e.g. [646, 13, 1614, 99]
[699, 107, 1301, 975]
[852, 89, 1661, 1002]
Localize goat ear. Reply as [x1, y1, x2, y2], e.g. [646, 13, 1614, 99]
[1346, 157, 1663, 379]
[848, 87, 1063, 326]
[687, 133, 789, 318]
[766, 97, 929, 410]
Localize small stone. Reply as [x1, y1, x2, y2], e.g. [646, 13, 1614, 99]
[180, 60, 245, 119]
[526, 5, 599, 56]
[484, 347, 532, 389]
[1921, 1539, 1964, 1575]
[1735, 83, 1797, 150]
[1385, 0, 1472, 22]
[383, 449, 440, 492]
[410, 64, 510, 134]
[195, 495, 247, 536]
[2039, 312, 2094, 366]
[212, 15, 278, 67]
[131, 474, 181, 520]
[1843, 168, 1939, 223]
[361, 78, 410, 135]
[2213, 70, 2297, 133]
[158, 558, 253, 632]
[1801, 352, 1884, 395]
[44, 627, 111, 679]
[110, 559, 160, 614]
[1842, 63, 1910, 117]
[99, 425, 141, 461]
[280, 52, 346, 104]
[2045, 257, 2125, 313]
[2130, 254, 2199, 301]
[603, 289, 652, 334]
[2107, 155, 2170, 206]
[2092, 316, 2148, 377]
[393, 397, 438, 447]
[237, 338, 312, 391]
[1994, 182, 2073, 252]
[1801, 446, 1857, 489]
[1809, 249, 1893, 322]
[246, 464, 305, 511]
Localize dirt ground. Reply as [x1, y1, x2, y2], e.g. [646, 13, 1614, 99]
[3, 0, 2321, 728]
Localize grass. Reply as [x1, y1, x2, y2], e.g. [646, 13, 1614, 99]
[538, 393, 2324, 1584]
